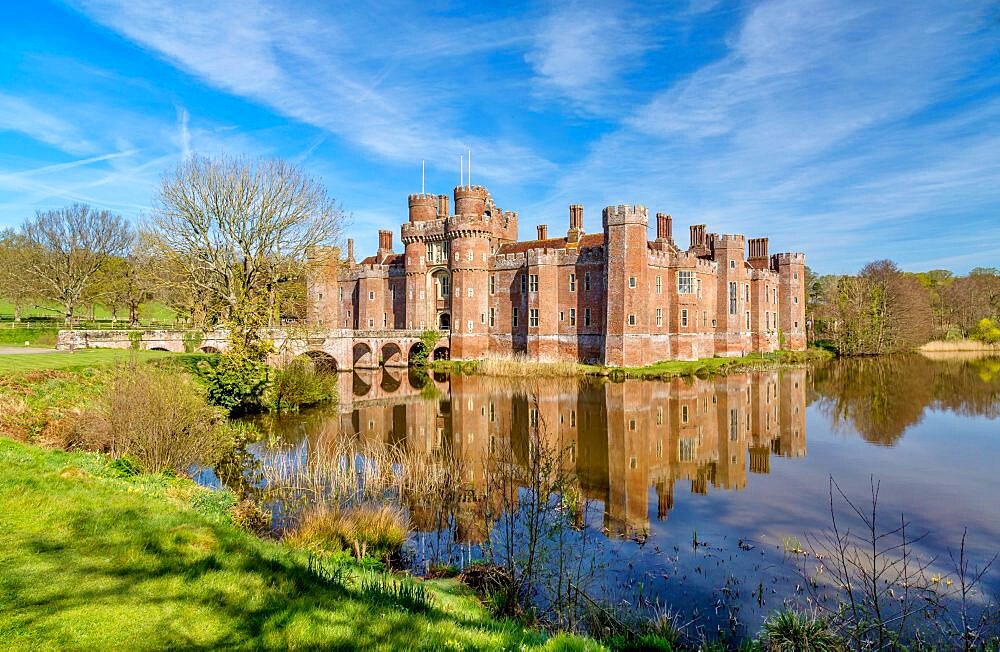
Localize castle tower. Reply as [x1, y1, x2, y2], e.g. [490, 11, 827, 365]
[448, 185, 492, 359]
[602, 204, 650, 367]
[402, 194, 436, 329]
[711, 234, 750, 356]
[604, 381, 651, 539]
[305, 245, 340, 327]
[377, 229, 393, 263]
[772, 252, 806, 350]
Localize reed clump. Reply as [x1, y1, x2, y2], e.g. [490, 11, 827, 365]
[447, 352, 584, 378]
[920, 339, 1000, 353]
[287, 504, 410, 562]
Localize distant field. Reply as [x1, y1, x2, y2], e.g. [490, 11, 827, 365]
[0, 349, 172, 373]
[0, 300, 178, 324]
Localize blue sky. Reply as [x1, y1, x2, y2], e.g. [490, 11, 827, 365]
[1, 0, 998, 274]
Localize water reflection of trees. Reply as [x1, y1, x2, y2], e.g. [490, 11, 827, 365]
[812, 355, 1000, 446]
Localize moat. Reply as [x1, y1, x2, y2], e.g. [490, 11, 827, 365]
[198, 353, 1000, 635]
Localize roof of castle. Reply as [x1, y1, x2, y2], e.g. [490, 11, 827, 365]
[496, 233, 605, 255]
[358, 253, 403, 266]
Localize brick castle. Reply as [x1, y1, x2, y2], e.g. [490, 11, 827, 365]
[307, 184, 806, 366]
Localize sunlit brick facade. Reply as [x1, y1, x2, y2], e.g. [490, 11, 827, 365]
[307, 185, 806, 365]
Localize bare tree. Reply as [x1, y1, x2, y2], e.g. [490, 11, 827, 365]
[0, 229, 41, 322]
[147, 155, 346, 350]
[21, 205, 133, 325]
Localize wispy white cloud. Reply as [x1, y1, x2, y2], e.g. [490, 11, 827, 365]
[175, 106, 191, 159]
[70, 0, 556, 181]
[0, 93, 96, 155]
[524, 2, 660, 113]
[539, 0, 1000, 273]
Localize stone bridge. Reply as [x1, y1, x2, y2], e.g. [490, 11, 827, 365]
[56, 328, 451, 372]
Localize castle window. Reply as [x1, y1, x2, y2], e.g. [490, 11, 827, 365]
[569, 308, 576, 326]
[678, 271, 695, 294]
[513, 307, 519, 327]
[628, 276, 636, 289]
[571, 410, 576, 427]
[585, 272, 591, 291]
[368, 318, 374, 328]
[383, 313, 387, 328]
[656, 406, 663, 425]
[482, 252, 487, 263]
[793, 296, 799, 304]
[746, 311, 751, 330]
[481, 312, 486, 324]
[766, 312, 770, 329]
[655, 276, 661, 294]
[628, 314, 636, 326]
[795, 321, 799, 328]
[467, 250, 473, 262]
[529, 309, 539, 327]
[339, 288, 343, 300]
[745, 284, 750, 302]
[629, 419, 636, 431]
[793, 272, 799, 280]
[489, 308, 495, 327]
[468, 320, 474, 332]
[369, 291, 375, 301]
[559, 311, 564, 322]
[682, 405, 689, 423]
[712, 319, 717, 327]
[520, 273, 526, 293]
[729, 282, 737, 314]
[489, 275, 495, 294]
[703, 310, 707, 326]
[730, 260, 736, 269]
[419, 290, 425, 299]
[585, 307, 591, 326]
[528, 274, 538, 292]
[569, 273, 576, 291]
[773, 288, 777, 303]
[467, 287, 474, 297]
[656, 308, 662, 327]
[681, 309, 688, 327]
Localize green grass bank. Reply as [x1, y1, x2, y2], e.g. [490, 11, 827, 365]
[433, 348, 832, 380]
[0, 437, 598, 650]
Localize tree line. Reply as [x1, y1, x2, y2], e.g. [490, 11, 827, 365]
[807, 260, 1000, 354]
[0, 155, 345, 339]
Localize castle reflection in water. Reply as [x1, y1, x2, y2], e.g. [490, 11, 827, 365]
[262, 367, 808, 543]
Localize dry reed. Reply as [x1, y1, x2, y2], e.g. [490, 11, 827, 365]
[920, 340, 1000, 353]
[463, 352, 584, 378]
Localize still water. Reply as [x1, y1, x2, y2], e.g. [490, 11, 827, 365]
[203, 354, 1000, 634]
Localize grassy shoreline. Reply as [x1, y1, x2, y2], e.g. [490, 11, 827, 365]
[0, 437, 594, 650]
[432, 348, 832, 380]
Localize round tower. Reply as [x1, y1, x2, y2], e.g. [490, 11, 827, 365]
[408, 193, 437, 222]
[446, 211, 492, 360]
[454, 185, 489, 217]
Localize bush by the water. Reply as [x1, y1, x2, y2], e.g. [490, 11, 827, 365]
[76, 363, 232, 474]
[761, 609, 842, 651]
[194, 353, 270, 414]
[287, 504, 410, 562]
[265, 358, 338, 412]
[970, 318, 1000, 345]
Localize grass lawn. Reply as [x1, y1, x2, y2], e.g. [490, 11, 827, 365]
[0, 299, 178, 323]
[0, 326, 60, 348]
[0, 349, 173, 373]
[0, 437, 597, 650]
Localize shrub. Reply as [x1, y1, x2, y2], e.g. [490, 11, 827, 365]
[265, 359, 337, 412]
[229, 498, 272, 535]
[78, 363, 230, 474]
[287, 504, 409, 562]
[195, 353, 270, 414]
[761, 609, 842, 651]
[970, 318, 1000, 345]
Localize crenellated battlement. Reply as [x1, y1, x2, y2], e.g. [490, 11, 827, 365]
[602, 204, 649, 227]
[408, 193, 437, 222]
[771, 252, 805, 266]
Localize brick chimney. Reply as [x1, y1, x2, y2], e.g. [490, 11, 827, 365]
[537, 224, 548, 240]
[377, 229, 393, 262]
[347, 238, 355, 263]
[656, 213, 673, 242]
[437, 194, 450, 218]
[748, 237, 769, 269]
[567, 204, 584, 243]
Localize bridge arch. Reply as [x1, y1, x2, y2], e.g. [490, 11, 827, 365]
[353, 342, 375, 368]
[353, 370, 373, 397]
[408, 341, 427, 365]
[433, 346, 450, 361]
[200, 345, 220, 354]
[381, 342, 403, 367]
[303, 350, 339, 372]
[380, 368, 402, 393]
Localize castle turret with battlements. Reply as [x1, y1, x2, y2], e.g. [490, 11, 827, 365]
[307, 183, 806, 365]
